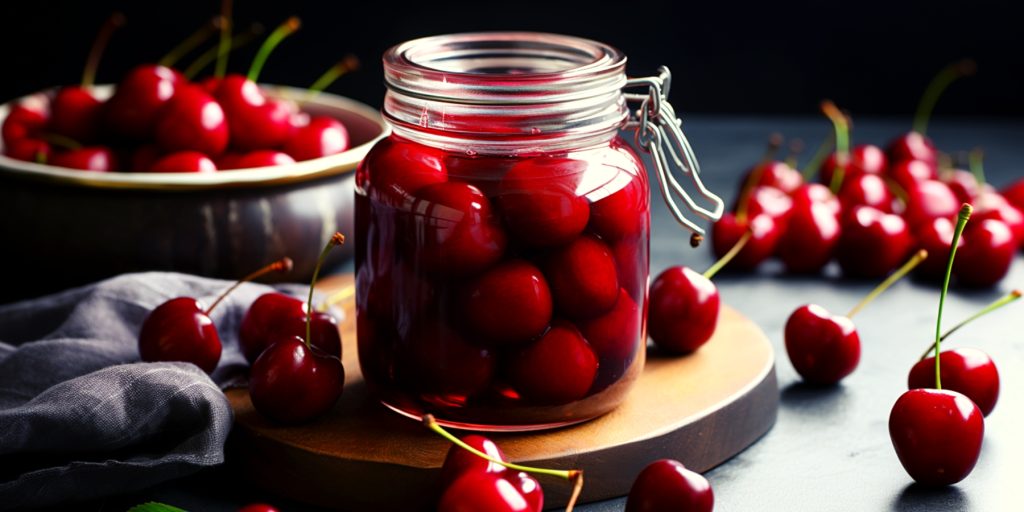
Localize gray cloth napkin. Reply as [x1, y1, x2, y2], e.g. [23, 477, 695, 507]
[0, 271, 297, 510]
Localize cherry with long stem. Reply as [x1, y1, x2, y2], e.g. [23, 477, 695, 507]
[821, 100, 849, 194]
[207, 257, 293, 315]
[423, 414, 584, 511]
[931, 204, 972, 388]
[704, 230, 752, 279]
[916, 288, 1020, 361]
[304, 233, 345, 347]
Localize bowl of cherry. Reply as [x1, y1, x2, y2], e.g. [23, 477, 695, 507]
[0, 14, 387, 302]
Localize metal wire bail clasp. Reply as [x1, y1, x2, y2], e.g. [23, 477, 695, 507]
[624, 67, 723, 241]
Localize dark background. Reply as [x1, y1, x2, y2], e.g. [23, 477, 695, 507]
[2, 0, 1020, 118]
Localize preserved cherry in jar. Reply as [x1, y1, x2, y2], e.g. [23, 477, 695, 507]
[356, 32, 719, 430]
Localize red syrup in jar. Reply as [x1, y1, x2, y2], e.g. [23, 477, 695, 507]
[355, 136, 650, 429]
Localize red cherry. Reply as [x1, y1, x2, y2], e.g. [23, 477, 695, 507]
[625, 459, 713, 512]
[49, 87, 103, 143]
[138, 297, 222, 373]
[223, 150, 296, 169]
[543, 234, 619, 319]
[407, 181, 507, 276]
[283, 116, 350, 161]
[150, 151, 217, 173]
[903, 179, 959, 228]
[837, 174, 895, 214]
[944, 169, 981, 203]
[913, 217, 964, 280]
[401, 322, 496, 401]
[889, 388, 983, 486]
[710, 213, 780, 270]
[2, 96, 49, 145]
[357, 137, 448, 206]
[954, 218, 1015, 287]
[776, 199, 841, 274]
[784, 304, 860, 385]
[460, 260, 552, 347]
[578, 288, 640, 364]
[50, 146, 118, 172]
[887, 132, 937, 168]
[790, 182, 842, 216]
[507, 322, 598, 404]
[249, 336, 345, 424]
[973, 193, 1024, 245]
[837, 206, 912, 278]
[239, 293, 340, 363]
[238, 505, 278, 512]
[819, 144, 888, 185]
[648, 266, 719, 354]
[740, 160, 803, 194]
[214, 75, 292, 150]
[1001, 178, 1024, 214]
[155, 85, 229, 156]
[439, 434, 508, 486]
[497, 157, 590, 246]
[104, 64, 183, 140]
[908, 347, 999, 416]
[736, 185, 793, 227]
[588, 166, 648, 240]
[887, 159, 937, 193]
[4, 138, 51, 163]
[438, 471, 533, 512]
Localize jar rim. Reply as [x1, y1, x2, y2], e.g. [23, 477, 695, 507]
[383, 32, 627, 104]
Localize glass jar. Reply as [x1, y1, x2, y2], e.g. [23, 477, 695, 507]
[356, 32, 715, 431]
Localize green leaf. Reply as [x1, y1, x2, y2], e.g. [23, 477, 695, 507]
[126, 502, 189, 512]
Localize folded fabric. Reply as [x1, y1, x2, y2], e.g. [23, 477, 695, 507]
[0, 272, 297, 510]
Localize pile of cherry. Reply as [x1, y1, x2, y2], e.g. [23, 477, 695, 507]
[1, 12, 353, 173]
[712, 62, 1024, 289]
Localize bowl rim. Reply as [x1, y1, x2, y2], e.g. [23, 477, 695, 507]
[0, 84, 388, 191]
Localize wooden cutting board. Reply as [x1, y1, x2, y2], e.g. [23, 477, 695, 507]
[225, 274, 778, 510]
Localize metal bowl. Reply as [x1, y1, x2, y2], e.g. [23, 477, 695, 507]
[0, 85, 387, 302]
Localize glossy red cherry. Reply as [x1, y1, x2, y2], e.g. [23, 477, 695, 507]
[944, 169, 981, 204]
[784, 304, 860, 385]
[837, 206, 912, 278]
[648, 266, 719, 354]
[837, 173, 895, 214]
[249, 336, 345, 424]
[710, 212, 780, 270]
[224, 150, 296, 169]
[909, 347, 999, 416]
[544, 234, 619, 319]
[155, 85, 229, 156]
[150, 151, 217, 173]
[913, 217, 963, 280]
[408, 181, 507, 276]
[954, 218, 1015, 287]
[578, 288, 640, 364]
[887, 159, 937, 193]
[776, 198, 841, 274]
[4, 138, 51, 163]
[973, 193, 1024, 245]
[403, 323, 496, 401]
[358, 137, 448, 206]
[460, 260, 552, 347]
[903, 179, 959, 228]
[438, 471, 533, 512]
[497, 157, 590, 246]
[736, 185, 793, 227]
[49, 87, 103, 143]
[888, 132, 937, 169]
[283, 116, 350, 161]
[507, 322, 598, 404]
[50, 147, 118, 172]
[1001, 178, 1024, 214]
[820, 144, 888, 185]
[239, 292, 341, 363]
[104, 64, 183, 140]
[741, 160, 803, 194]
[625, 459, 713, 512]
[889, 388, 983, 486]
[2, 96, 49, 145]
[138, 297, 222, 373]
[588, 168, 648, 240]
[215, 75, 292, 151]
[436, 435, 544, 512]
[790, 182, 842, 216]
[238, 504, 278, 512]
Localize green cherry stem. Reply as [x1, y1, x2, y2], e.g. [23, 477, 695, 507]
[307, 55, 360, 98]
[913, 59, 976, 135]
[846, 249, 929, 318]
[214, 0, 232, 78]
[917, 288, 1022, 361]
[784, 138, 804, 169]
[703, 229, 752, 280]
[82, 12, 125, 88]
[205, 257, 293, 315]
[318, 284, 355, 313]
[820, 100, 849, 194]
[183, 24, 263, 80]
[305, 233, 345, 349]
[423, 414, 584, 511]
[968, 147, 986, 187]
[157, 16, 222, 68]
[247, 17, 302, 83]
[735, 134, 783, 222]
[933, 204, 973, 389]
[800, 132, 834, 181]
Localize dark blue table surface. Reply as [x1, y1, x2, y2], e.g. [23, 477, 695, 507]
[104, 116, 1024, 511]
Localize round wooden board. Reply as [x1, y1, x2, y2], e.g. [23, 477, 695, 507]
[226, 274, 778, 510]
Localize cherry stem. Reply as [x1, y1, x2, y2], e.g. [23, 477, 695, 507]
[82, 12, 125, 88]
[917, 289, 1022, 361]
[820, 100, 849, 194]
[735, 135, 782, 222]
[884, 176, 909, 205]
[317, 284, 355, 312]
[206, 258, 293, 315]
[801, 132, 834, 181]
[307, 55, 360, 98]
[214, 0, 232, 78]
[42, 133, 82, 150]
[846, 249, 928, 318]
[784, 138, 804, 168]
[913, 59, 976, 135]
[183, 24, 263, 80]
[968, 147, 986, 186]
[247, 17, 301, 83]
[933, 204, 973, 389]
[305, 233, 345, 349]
[422, 414, 584, 511]
[703, 230, 752, 280]
[158, 17, 223, 68]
